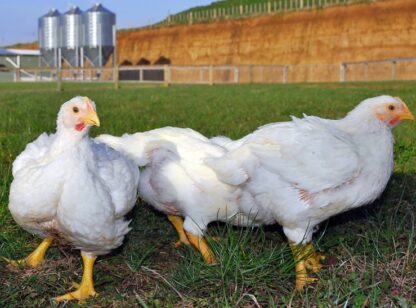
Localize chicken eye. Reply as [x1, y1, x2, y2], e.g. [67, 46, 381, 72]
[388, 105, 395, 111]
[73, 107, 79, 113]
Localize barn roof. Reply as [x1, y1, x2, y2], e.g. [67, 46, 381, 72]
[0, 48, 15, 56]
[0, 48, 40, 56]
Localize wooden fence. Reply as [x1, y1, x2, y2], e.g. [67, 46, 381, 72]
[161, 0, 377, 26]
[13, 57, 416, 90]
[341, 58, 416, 82]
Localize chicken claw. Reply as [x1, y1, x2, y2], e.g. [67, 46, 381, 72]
[3, 237, 53, 268]
[55, 252, 97, 302]
[185, 232, 217, 264]
[289, 241, 323, 291]
[304, 243, 326, 273]
[167, 215, 191, 248]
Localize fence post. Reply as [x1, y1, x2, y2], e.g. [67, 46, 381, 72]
[300, 0, 304, 9]
[240, 5, 243, 15]
[283, 65, 289, 83]
[339, 63, 346, 82]
[14, 68, 19, 82]
[268, 1, 272, 13]
[234, 67, 239, 83]
[209, 65, 214, 85]
[139, 68, 143, 82]
[189, 12, 193, 24]
[56, 68, 62, 92]
[164, 65, 171, 86]
[114, 66, 119, 89]
[391, 60, 397, 80]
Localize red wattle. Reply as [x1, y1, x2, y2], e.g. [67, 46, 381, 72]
[389, 117, 400, 126]
[75, 123, 86, 131]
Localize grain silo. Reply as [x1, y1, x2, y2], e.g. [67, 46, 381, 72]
[60, 7, 83, 67]
[82, 3, 116, 67]
[38, 9, 61, 67]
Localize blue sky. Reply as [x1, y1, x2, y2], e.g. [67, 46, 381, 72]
[0, 0, 214, 46]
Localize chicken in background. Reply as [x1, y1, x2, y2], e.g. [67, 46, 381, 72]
[207, 95, 414, 290]
[4, 97, 139, 301]
[96, 127, 252, 264]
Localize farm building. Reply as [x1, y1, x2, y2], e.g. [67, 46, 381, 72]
[0, 48, 40, 81]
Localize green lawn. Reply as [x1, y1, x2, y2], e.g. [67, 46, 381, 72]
[173, 0, 364, 15]
[152, 0, 372, 26]
[0, 81, 415, 307]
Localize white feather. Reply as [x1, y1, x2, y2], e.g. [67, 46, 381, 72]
[97, 127, 247, 235]
[209, 96, 399, 243]
[9, 97, 139, 255]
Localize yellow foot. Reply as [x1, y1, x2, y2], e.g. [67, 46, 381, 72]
[2, 257, 25, 268]
[201, 248, 216, 265]
[2, 237, 53, 268]
[4, 254, 44, 268]
[295, 275, 318, 291]
[305, 252, 326, 273]
[168, 215, 191, 248]
[304, 243, 326, 273]
[185, 232, 217, 264]
[55, 252, 98, 302]
[174, 238, 190, 248]
[175, 235, 219, 248]
[54, 285, 97, 302]
[289, 241, 323, 291]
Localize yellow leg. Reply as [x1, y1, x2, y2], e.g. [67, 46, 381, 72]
[3, 237, 53, 268]
[55, 252, 97, 302]
[289, 241, 320, 291]
[167, 215, 191, 248]
[185, 231, 217, 264]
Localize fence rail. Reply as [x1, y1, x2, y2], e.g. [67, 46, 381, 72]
[12, 57, 416, 89]
[159, 0, 377, 26]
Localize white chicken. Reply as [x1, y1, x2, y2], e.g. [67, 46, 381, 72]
[6, 96, 139, 301]
[207, 95, 414, 290]
[96, 127, 249, 264]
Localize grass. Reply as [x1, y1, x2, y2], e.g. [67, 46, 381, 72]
[174, 0, 354, 14]
[150, 0, 375, 27]
[0, 81, 415, 307]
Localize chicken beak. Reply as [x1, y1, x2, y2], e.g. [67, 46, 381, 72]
[82, 97, 100, 127]
[399, 103, 415, 121]
[395, 97, 415, 121]
[83, 110, 100, 127]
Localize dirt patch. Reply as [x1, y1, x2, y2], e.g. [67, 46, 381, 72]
[117, 0, 416, 66]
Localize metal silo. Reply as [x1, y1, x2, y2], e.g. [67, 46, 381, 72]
[38, 9, 61, 67]
[60, 6, 83, 67]
[82, 3, 116, 67]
